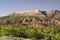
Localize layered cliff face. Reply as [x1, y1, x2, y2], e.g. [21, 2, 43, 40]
[9, 10, 60, 17]
[9, 10, 41, 16]
[0, 10, 60, 27]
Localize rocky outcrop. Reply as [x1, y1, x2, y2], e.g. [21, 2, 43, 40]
[46, 10, 60, 18]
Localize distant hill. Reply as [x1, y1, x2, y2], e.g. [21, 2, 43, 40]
[0, 9, 60, 27]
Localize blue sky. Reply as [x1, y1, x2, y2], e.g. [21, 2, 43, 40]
[0, 0, 60, 16]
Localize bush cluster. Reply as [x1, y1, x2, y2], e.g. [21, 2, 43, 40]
[0, 26, 60, 40]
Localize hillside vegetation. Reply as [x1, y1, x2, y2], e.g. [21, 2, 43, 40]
[0, 10, 60, 40]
